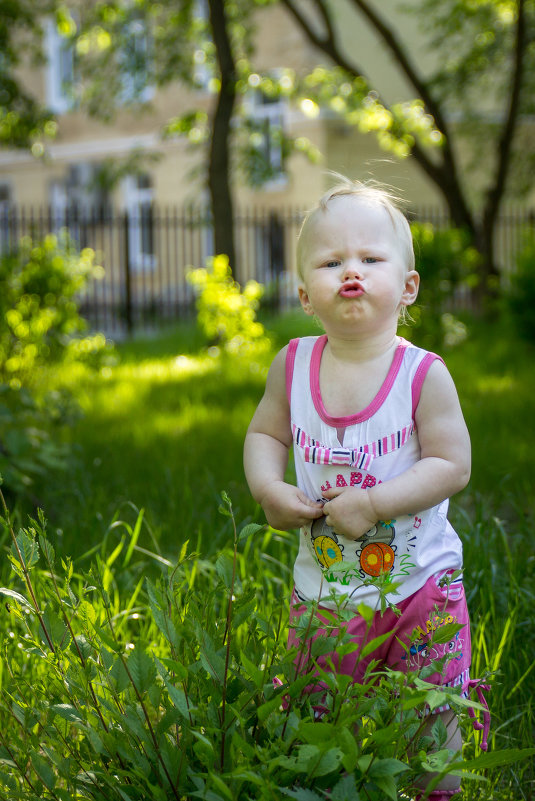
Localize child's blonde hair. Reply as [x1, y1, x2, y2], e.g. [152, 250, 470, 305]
[296, 175, 415, 280]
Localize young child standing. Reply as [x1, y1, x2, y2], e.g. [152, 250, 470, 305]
[244, 178, 483, 800]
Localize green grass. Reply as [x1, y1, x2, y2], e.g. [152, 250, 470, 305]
[8, 310, 535, 798]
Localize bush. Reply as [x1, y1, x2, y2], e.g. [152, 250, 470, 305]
[402, 224, 480, 350]
[506, 233, 535, 342]
[187, 255, 270, 357]
[0, 232, 107, 385]
[0, 232, 112, 498]
[1, 492, 532, 801]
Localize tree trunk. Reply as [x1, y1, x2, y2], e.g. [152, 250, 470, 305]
[207, 0, 237, 275]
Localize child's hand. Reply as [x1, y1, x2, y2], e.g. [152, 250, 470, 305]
[321, 486, 377, 540]
[259, 481, 324, 531]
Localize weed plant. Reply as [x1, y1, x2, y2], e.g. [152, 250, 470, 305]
[1, 491, 533, 801]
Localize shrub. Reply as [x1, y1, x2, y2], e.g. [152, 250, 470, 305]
[506, 233, 535, 342]
[0, 232, 107, 385]
[0, 232, 112, 498]
[187, 255, 271, 357]
[402, 224, 480, 349]
[1, 492, 532, 801]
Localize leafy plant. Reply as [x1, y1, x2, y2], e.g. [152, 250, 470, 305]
[1, 490, 532, 801]
[187, 255, 271, 357]
[0, 232, 108, 385]
[401, 223, 480, 349]
[506, 232, 535, 342]
[0, 384, 79, 497]
[0, 232, 113, 498]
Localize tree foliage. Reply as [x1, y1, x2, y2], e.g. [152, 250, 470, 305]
[0, 0, 58, 148]
[279, 0, 535, 287]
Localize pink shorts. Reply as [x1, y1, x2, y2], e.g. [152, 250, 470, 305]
[288, 570, 471, 696]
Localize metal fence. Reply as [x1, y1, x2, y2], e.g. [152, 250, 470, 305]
[1, 203, 534, 335]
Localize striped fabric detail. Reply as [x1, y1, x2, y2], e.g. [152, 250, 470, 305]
[292, 422, 414, 468]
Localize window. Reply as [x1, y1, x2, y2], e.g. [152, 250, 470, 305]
[122, 174, 156, 271]
[120, 19, 154, 103]
[0, 184, 12, 255]
[49, 163, 108, 245]
[247, 91, 288, 187]
[46, 19, 75, 113]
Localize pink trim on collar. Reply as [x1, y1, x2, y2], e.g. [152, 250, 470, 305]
[309, 335, 409, 426]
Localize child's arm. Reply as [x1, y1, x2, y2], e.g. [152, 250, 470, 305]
[244, 347, 324, 530]
[322, 360, 471, 539]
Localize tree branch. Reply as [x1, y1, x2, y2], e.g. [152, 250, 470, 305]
[280, 0, 358, 74]
[483, 0, 526, 232]
[347, 0, 475, 232]
[281, 0, 475, 232]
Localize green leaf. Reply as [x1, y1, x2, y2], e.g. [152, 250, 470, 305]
[39, 533, 55, 566]
[239, 650, 264, 687]
[110, 655, 132, 693]
[160, 674, 193, 719]
[280, 788, 324, 800]
[238, 523, 263, 542]
[195, 626, 225, 684]
[257, 693, 282, 722]
[330, 773, 361, 800]
[11, 529, 39, 570]
[298, 720, 334, 745]
[431, 715, 448, 747]
[337, 726, 359, 773]
[455, 747, 535, 772]
[31, 753, 56, 790]
[127, 648, 156, 695]
[0, 587, 35, 611]
[50, 703, 85, 725]
[369, 773, 398, 800]
[428, 621, 463, 645]
[359, 630, 393, 659]
[146, 578, 178, 646]
[40, 607, 69, 650]
[215, 552, 234, 588]
[207, 772, 235, 801]
[123, 508, 144, 567]
[159, 656, 188, 682]
[369, 758, 409, 778]
[356, 602, 375, 625]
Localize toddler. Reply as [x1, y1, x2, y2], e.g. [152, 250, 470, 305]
[244, 177, 488, 800]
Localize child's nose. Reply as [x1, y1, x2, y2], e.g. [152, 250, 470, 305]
[342, 261, 363, 280]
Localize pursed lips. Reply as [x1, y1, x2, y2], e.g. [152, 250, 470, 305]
[339, 280, 364, 298]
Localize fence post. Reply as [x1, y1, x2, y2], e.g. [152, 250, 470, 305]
[122, 210, 133, 335]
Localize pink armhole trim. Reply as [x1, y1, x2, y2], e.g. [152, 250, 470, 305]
[411, 353, 445, 419]
[310, 336, 409, 426]
[286, 338, 299, 405]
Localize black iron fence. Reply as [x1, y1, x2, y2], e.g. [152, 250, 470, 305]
[1, 203, 534, 335]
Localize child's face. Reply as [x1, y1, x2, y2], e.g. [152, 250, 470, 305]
[298, 195, 419, 337]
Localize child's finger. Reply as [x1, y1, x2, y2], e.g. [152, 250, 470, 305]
[300, 502, 324, 519]
[321, 486, 346, 500]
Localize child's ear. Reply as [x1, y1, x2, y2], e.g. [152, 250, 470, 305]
[401, 270, 420, 307]
[298, 284, 315, 316]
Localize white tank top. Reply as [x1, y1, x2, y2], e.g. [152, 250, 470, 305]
[286, 335, 463, 610]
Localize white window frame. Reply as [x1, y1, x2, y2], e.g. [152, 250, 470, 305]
[122, 174, 157, 271]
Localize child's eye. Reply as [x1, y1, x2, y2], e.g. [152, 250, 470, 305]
[324, 260, 341, 268]
[363, 257, 379, 264]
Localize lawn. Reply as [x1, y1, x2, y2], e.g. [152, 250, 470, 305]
[3, 309, 535, 799]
